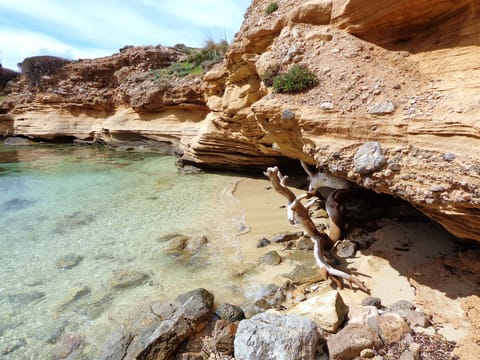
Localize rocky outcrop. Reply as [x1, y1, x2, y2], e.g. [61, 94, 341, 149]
[179, 0, 480, 242]
[1, 0, 479, 241]
[0, 46, 208, 149]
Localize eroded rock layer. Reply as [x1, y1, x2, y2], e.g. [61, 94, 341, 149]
[181, 0, 480, 241]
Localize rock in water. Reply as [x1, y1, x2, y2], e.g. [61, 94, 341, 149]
[55, 254, 84, 270]
[109, 270, 149, 289]
[99, 289, 214, 360]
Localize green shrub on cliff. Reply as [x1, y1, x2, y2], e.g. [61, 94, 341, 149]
[150, 69, 172, 90]
[168, 38, 228, 77]
[265, 2, 279, 15]
[272, 66, 318, 93]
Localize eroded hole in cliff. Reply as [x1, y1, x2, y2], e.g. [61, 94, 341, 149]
[277, 161, 446, 243]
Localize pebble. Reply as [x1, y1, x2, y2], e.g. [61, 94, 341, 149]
[362, 297, 382, 308]
[368, 101, 396, 115]
[336, 240, 357, 258]
[360, 348, 375, 358]
[320, 101, 334, 110]
[256, 237, 271, 248]
[443, 152, 456, 161]
[282, 109, 295, 120]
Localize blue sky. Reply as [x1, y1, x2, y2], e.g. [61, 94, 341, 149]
[0, 0, 251, 70]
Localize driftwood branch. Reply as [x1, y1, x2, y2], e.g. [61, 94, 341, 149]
[264, 166, 369, 293]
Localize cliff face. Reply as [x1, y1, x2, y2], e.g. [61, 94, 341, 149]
[0, 46, 208, 149]
[180, 0, 480, 241]
[1, 0, 479, 242]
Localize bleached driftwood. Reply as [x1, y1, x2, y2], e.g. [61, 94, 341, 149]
[264, 166, 368, 293]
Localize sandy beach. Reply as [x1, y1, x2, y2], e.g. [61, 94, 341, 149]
[233, 176, 480, 359]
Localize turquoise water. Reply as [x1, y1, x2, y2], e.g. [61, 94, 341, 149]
[0, 143, 248, 359]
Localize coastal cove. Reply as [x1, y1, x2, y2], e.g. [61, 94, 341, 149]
[0, 143, 255, 359]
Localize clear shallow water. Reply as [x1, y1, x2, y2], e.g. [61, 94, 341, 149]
[0, 143, 249, 359]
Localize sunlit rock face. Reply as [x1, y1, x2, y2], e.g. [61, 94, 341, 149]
[181, 0, 480, 242]
[1, 0, 480, 242]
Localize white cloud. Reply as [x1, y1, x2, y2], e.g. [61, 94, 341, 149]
[0, 28, 112, 70]
[0, 0, 251, 70]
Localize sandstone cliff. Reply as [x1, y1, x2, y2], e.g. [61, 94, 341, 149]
[180, 0, 480, 242]
[0, 45, 208, 150]
[1, 0, 479, 242]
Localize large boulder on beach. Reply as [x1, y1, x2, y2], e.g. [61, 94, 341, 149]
[97, 288, 215, 360]
[234, 311, 320, 360]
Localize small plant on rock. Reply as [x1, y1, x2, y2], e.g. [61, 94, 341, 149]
[272, 66, 318, 93]
[265, 2, 279, 15]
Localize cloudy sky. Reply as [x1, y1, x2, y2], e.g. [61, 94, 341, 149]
[0, 0, 251, 70]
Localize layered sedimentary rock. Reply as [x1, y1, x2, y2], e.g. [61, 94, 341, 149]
[0, 46, 208, 149]
[1, 0, 479, 241]
[181, 0, 480, 241]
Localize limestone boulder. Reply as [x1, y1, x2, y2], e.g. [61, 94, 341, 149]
[234, 311, 320, 360]
[288, 288, 348, 332]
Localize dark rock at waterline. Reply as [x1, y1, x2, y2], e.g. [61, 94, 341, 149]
[256, 237, 271, 248]
[283, 263, 325, 285]
[2, 197, 35, 211]
[4, 137, 35, 146]
[259, 250, 282, 266]
[215, 303, 245, 322]
[271, 231, 303, 243]
[98, 288, 215, 360]
[76, 293, 114, 320]
[55, 254, 84, 270]
[234, 312, 319, 360]
[243, 299, 273, 319]
[109, 270, 149, 289]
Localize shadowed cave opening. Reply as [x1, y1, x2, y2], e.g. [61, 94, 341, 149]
[269, 159, 449, 241]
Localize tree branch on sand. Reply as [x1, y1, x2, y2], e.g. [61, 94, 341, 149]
[264, 166, 369, 293]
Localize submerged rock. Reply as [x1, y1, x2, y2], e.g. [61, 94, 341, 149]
[53, 211, 95, 234]
[109, 270, 149, 289]
[55, 254, 84, 270]
[6, 290, 46, 308]
[1, 338, 27, 356]
[98, 288, 215, 360]
[57, 285, 91, 312]
[2, 197, 35, 211]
